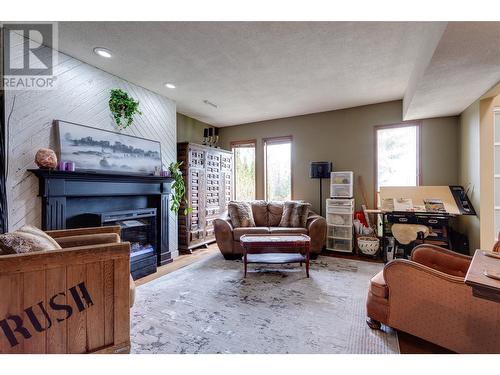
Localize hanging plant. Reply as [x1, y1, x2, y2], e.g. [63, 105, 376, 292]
[169, 161, 192, 216]
[109, 88, 142, 129]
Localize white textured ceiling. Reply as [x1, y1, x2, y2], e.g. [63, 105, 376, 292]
[55, 21, 500, 126]
[403, 22, 500, 120]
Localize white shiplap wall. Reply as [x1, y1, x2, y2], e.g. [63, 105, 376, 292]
[4, 45, 179, 257]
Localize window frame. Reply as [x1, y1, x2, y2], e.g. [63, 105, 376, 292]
[493, 109, 500, 242]
[263, 135, 293, 201]
[230, 139, 257, 202]
[373, 122, 422, 206]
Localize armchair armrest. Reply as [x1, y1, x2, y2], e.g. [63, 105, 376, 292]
[55, 233, 121, 249]
[46, 225, 121, 238]
[411, 244, 472, 277]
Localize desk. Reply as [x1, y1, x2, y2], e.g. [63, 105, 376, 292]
[465, 250, 500, 303]
[378, 185, 475, 262]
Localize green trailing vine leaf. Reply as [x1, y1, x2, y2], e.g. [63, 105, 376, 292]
[169, 161, 192, 216]
[109, 88, 142, 129]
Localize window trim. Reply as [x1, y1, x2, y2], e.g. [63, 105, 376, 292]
[373, 122, 422, 206]
[263, 135, 293, 201]
[230, 139, 257, 201]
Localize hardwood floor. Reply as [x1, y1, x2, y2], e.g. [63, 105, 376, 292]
[135, 244, 219, 287]
[135, 244, 451, 354]
[397, 331, 454, 354]
[320, 249, 384, 263]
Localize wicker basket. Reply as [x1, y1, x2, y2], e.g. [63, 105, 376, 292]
[357, 236, 380, 256]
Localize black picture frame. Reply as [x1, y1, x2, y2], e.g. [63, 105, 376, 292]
[55, 120, 162, 176]
[0, 28, 8, 234]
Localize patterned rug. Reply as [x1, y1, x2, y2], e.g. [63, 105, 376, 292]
[130, 253, 399, 354]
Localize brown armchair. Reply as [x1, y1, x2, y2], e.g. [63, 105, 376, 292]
[366, 244, 500, 353]
[214, 200, 327, 260]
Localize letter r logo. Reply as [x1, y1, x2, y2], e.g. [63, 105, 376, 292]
[2, 23, 57, 76]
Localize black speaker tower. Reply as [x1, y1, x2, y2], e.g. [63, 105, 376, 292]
[309, 162, 332, 217]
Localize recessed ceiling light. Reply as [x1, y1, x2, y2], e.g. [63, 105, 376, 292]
[93, 47, 112, 58]
[165, 83, 176, 89]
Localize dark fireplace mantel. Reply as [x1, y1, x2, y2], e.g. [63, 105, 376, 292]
[29, 169, 174, 265]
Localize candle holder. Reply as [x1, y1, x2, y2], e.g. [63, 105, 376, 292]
[213, 128, 219, 148]
[208, 128, 214, 147]
[203, 128, 209, 146]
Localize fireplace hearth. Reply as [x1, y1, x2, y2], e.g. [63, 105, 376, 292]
[29, 169, 174, 267]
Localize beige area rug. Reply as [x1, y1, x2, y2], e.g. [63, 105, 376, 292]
[130, 253, 399, 354]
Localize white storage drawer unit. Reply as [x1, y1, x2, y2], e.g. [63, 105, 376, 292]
[325, 198, 354, 253]
[330, 171, 354, 198]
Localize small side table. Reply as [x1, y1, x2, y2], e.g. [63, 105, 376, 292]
[465, 250, 500, 303]
[240, 234, 311, 278]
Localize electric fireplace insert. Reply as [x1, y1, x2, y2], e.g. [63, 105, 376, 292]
[90, 208, 158, 280]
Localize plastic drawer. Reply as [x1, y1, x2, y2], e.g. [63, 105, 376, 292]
[327, 198, 354, 207]
[327, 212, 353, 226]
[332, 239, 352, 251]
[330, 184, 353, 198]
[327, 225, 353, 239]
[326, 206, 353, 214]
[326, 238, 353, 252]
[330, 171, 353, 185]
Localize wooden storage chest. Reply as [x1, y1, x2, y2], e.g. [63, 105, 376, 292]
[0, 227, 131, 354]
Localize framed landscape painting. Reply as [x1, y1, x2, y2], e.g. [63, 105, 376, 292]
[55, 120, 162, 175]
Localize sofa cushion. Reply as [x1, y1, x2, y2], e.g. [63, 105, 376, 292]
[279, 201, 311, 228]
[233, 227, 270, 241]
[269, 227, 308, 235]
[370, 270, 388, 298]
[228, 201, 256, 228]
[251, 200, 269, 227]
[268, 201, 284, 227]
[0, 226, 62, 255]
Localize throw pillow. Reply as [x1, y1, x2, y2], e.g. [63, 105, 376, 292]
[268, 201, 284, 227]
[250, 200, 268, 227]
[0, 226, 61, 255]
[279, 201, 311, 228]
[17, 225, 62, 250]
[228, 201, 256, 228]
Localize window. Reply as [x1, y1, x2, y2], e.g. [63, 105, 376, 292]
[375, 124, 420, 198]
[231, 140, 256, 201]
[264, 136, 292, 201]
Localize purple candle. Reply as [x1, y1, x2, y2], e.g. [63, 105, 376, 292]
[58, 161, 67, 171]
[65, 161, 75, 172]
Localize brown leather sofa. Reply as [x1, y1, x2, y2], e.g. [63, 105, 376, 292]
[214, 200, 326, 260]
[366, 244, 500, 353]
